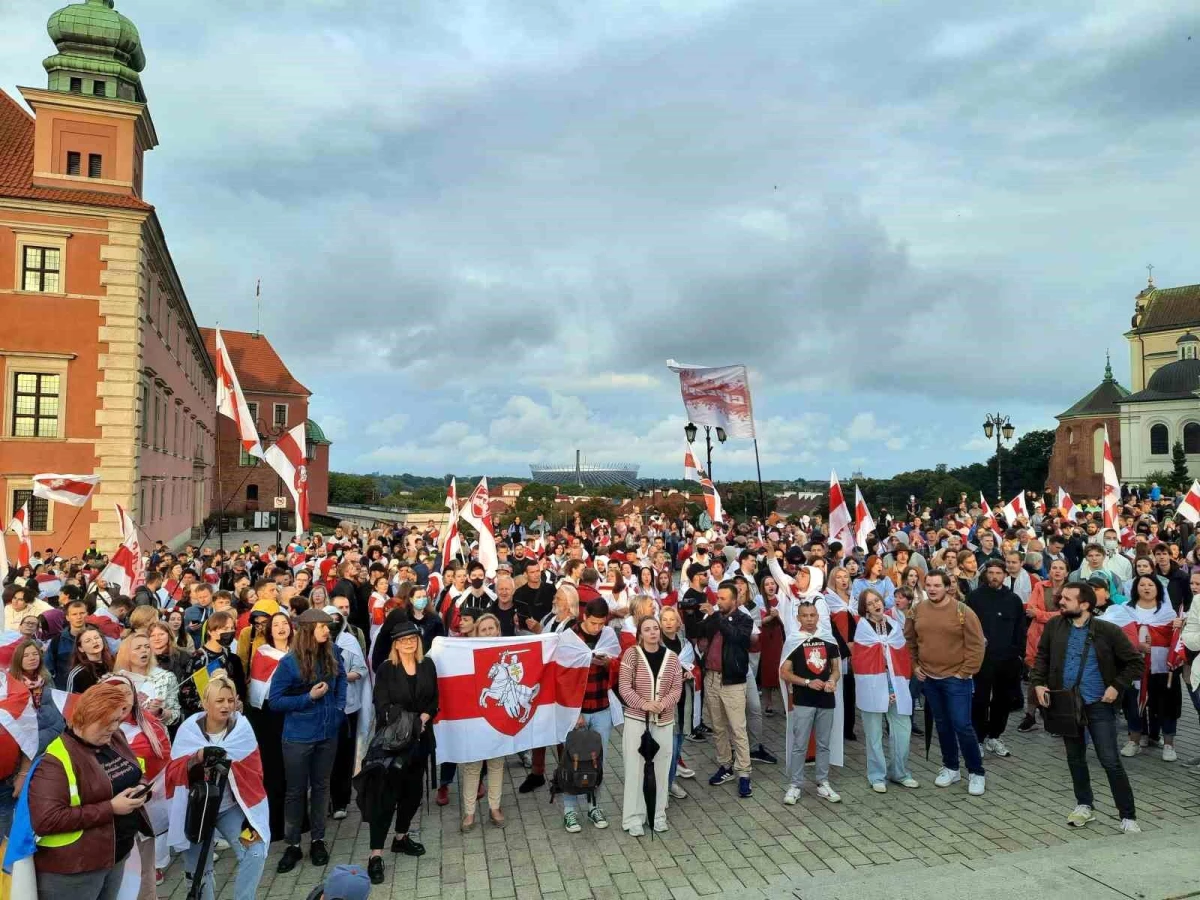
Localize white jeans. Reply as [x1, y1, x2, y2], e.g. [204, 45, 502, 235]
[622, 716, 673, 830]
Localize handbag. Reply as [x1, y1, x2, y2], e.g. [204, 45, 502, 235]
[1041, 626, 1093, 737]
[370, 709, 419, 757]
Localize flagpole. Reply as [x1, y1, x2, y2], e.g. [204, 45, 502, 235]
[55, 503, 88, 557]
[216, 416, 224, 553]
[753, 438, 767, 521]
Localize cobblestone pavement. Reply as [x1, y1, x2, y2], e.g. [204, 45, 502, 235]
[161, 701, 1200, 900]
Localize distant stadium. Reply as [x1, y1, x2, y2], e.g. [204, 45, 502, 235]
[530, 451, 640, 489]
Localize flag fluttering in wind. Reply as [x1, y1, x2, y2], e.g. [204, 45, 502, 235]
[263, 422, 310, 535]
[100, 504, 144, 596]
[1056, 487, 1076, 521]
[7, 504, 32, 569]
[979, 493, 1003, 542]
[1101, 424, 1120, 529]
[683, 444, 701, 482]
[427, 479, 460, 602]
[214, 328, 265, 461]
[665, 361, 756, 439]
[1000, 492, 1029, 526]
[828, 470, 854, 551]
[853, 486, 875, 551]
[459, 478, 498, 577]
[699, 473, 724, 525]
[1176, 480, 1200, 524]
[31, 473, 100, 507]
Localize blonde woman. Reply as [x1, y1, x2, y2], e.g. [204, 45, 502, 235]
[127, 605, 159, 635]
[659, 606, 697, 796]
[460, 613, 508, 831]
[115, 631, 180, 726]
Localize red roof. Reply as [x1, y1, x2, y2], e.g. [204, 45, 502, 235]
[0, 89, 152, 211]
[200, 328, 310, 396]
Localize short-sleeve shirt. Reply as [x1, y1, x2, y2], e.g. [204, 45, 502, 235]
[786, 637, 838, 709]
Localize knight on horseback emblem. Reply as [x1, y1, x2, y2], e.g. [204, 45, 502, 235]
[479, 648, 541, 724]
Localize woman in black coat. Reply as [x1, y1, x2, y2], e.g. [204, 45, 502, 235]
[364, 621, 438, 884]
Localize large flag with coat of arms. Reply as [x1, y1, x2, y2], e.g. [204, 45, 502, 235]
[429, 630, 593, 763]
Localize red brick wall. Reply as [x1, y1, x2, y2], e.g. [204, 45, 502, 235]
[1044, 415, 1121, 500]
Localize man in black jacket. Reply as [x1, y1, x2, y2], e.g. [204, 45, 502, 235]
[1150, 543, 1189, 612]
[966, 560, 1027, 758]
[1031, 582, 1143, 832]
[701, 582, 754, 798]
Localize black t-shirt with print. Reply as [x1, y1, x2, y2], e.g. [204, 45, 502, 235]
[786, 637, 838, 709]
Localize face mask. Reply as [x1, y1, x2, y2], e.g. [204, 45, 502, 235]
[330, 619, 344, 638]
[413, 597, 429, 611]
[217, 631, 235, 648]
[470, 577, 485, 590]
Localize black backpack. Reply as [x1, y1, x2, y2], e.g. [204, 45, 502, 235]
[551, 725, 604, 802]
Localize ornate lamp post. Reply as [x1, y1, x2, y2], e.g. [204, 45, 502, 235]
[684, 422, 726, 479]
[982, 413, 1016, 501]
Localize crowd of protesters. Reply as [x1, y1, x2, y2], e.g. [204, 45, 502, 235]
[2, 481, 1200, 897]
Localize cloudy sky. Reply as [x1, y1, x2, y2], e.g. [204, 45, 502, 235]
[5, 1, 1199, 479]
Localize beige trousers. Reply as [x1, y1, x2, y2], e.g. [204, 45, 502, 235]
[461, 757, 505, 816]
[704, 670, 751, 776]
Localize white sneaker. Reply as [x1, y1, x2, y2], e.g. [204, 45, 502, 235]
[895, 776, 920, 789]
[1163, 745, 1178, 762]
[1120, 818, 1141, 833]
[968, 774, 986, 796]
[934, 768, 961, 788]
[871, 782, 887, 793]
[1066, 805, 1095, 828]
[1120, 740, 1139, 757]
[783, 786, 801, 806]
[652, 820, 669, 833]
[984, 738, 1011, 757]
[670, 782, 688, 800]
[214, 838, 230, 851]
[625, 823, 645, 837]
[676, 764, 695, 779]
[816, 781, 841, 804]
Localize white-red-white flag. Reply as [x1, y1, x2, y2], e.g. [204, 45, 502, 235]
[1000, 491, 1028, 526]
[1057, 487, 1077, 521]
[247, 644, 288, 709]
[684, 443, 701, 482]
[665, 361, 757, 438]
[263, 422, 309, 535]
[700, 475, 724, 525]
[459, 478, 498, 577]
[828, 470, 854, 551]
[428, 629, 593, 762]
[214, 328, 265, 461]
[979, 493, 1003, 542]
[100, 504, 144, 596]
[1102, 424, 1120, 529]
[32, 473, 100, 507]
[8, 503, 32, 569]
[853, 485, 875, 550]
[1177, 480, 1200, 524]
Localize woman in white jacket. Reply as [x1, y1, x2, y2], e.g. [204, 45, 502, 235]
[1181, 591, 1200, 766]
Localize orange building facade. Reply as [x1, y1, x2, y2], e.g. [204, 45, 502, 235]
[0, 0, 216, 558]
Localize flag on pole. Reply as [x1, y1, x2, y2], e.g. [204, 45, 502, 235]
[1000, 492, 1029, 526]
[828, 470, 854, 551]
[214, 328, 265, 461]
[459, 478, 498, 577]
[428, 630, 593, 762]
[100, 504, 144, 597]
[979, 493, 1003, 542]
[7, 504, 32, 569]
[699, 474, 724, 525]
[1101, 424, 1120, 529]
[428, 479, 460, 603]
[31, 473, 100, 507]
[683, 443, 701, 482]
[853, 486, 875, 551]
[665, 361, 757, 438]
[1176, 480, 1200, 524]
[1056, 487, 1076, 521]
[262, 421, 310, 535]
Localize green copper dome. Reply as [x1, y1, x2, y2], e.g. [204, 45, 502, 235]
[43, 0, 146, 101]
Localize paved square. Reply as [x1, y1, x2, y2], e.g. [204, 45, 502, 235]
[160, 704, 1200, 899]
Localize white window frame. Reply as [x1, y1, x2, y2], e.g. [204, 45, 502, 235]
[12, 231, 68, 295]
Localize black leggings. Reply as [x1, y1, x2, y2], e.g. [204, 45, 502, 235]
[369, 763, 425, 849]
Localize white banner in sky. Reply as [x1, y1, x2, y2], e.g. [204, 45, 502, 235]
[665, 360, 757, 438]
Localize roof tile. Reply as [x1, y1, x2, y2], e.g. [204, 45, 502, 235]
[1135, 283, 1200, 333]
[200, 328, 310, 397]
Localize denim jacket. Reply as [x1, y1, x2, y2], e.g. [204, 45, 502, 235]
[268, 651, 347, 743]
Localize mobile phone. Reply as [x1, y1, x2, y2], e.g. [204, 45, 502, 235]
[129, 783, 152, 800]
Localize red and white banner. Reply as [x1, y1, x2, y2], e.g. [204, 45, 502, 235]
[683, 443, 701, 482]
[1000, 491, 1028, 526]
[215, 328, 265, 461]
[0, 632, 25, 668]
[100, 504, 144, 597]
[828, 470, 854, 551]
[699, 475, 724, 525]
[1177, 480, 1200, 524]
[978, 493, 1003, 542]
[166, 711, 270, 848]
[8, 503, 32, 569]
[31, 473, 100, 507]
[853, 485, 875, 551]
[428, 630, 592, 763]
[665, 360, 756, 439]
[1102, 424, 1119, 529]
[459, 478, 498, 578]
[0, 674, 36, 775]
[850, 617, 912, 715]
[263, 421, 309, 535]
[1057, 487, 1077, 521]
[247, 645, 287, 709]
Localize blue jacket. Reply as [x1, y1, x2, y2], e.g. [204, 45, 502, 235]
[268, 651, 347, 743]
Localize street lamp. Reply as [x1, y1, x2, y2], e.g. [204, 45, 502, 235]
[685, 422, 727, 480]
[982, 413, 1015, 501]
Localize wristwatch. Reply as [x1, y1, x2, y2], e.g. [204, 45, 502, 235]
[801, 678, 810, 688]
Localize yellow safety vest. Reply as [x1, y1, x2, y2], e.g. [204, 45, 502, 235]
[35, 738, 147, 848]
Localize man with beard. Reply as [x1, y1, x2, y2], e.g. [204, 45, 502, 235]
[1031, 582, 1143, 832]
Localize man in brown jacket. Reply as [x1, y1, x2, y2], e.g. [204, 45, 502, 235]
[903, 570, 988, 796]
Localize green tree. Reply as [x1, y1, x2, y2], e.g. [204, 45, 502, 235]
[1171, 440, 1190, 492]
[328, 472, 374, 505]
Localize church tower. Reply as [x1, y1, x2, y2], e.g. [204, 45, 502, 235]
[20, 0, 157, 199]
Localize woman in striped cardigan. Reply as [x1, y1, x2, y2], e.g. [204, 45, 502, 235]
[618, 616, 683, 836]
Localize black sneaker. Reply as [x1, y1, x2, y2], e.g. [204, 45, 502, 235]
[392, 835, 426, 856]
[749, 745, 778, 764]
[277, 845, 304, 873]
[310, 839, 329, 867]
[699, 723, 715, 736]
[518, 773, 546, 794]
[1017, 713, 1037, 733]
[686, 728, 707, 743]
[368, 856, 384, 885]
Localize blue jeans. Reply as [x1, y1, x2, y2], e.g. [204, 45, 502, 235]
[861, 702, 913, 785]
[563, 709, 612, 813]
[922, 676, 984, 776]
[1064, 700, 1136, 820]
[668, 731, 684, 787]
[183, 803, 267, 900]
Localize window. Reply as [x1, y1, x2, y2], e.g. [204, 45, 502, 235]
[1186, 423, 1200, 454]
[92, 80, 105, 97]
[246, 402, 259, 425]
[21, 247, 61, 293]
[66, 151, 81, 176]
[11, 491, 49, 532]
[12, 373, 60, 437]
[158, 483, 164, 519]
[1092, 427, 1106, 474]
[152, 392, 160, 449]
[273, 403, 288, 429]
[88, 154, 102, 179]
[140, 381, 149, 444]
[1150, 423, 1169, 455]
[239, 448, 259, 467]
[69, 77, 82, 94]
[246, 485, 259, 501]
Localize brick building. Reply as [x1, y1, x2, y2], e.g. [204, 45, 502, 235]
[200, 328, 329, 530]
[0, 0, 216, 556]
[1045, 358, 1128, 498]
